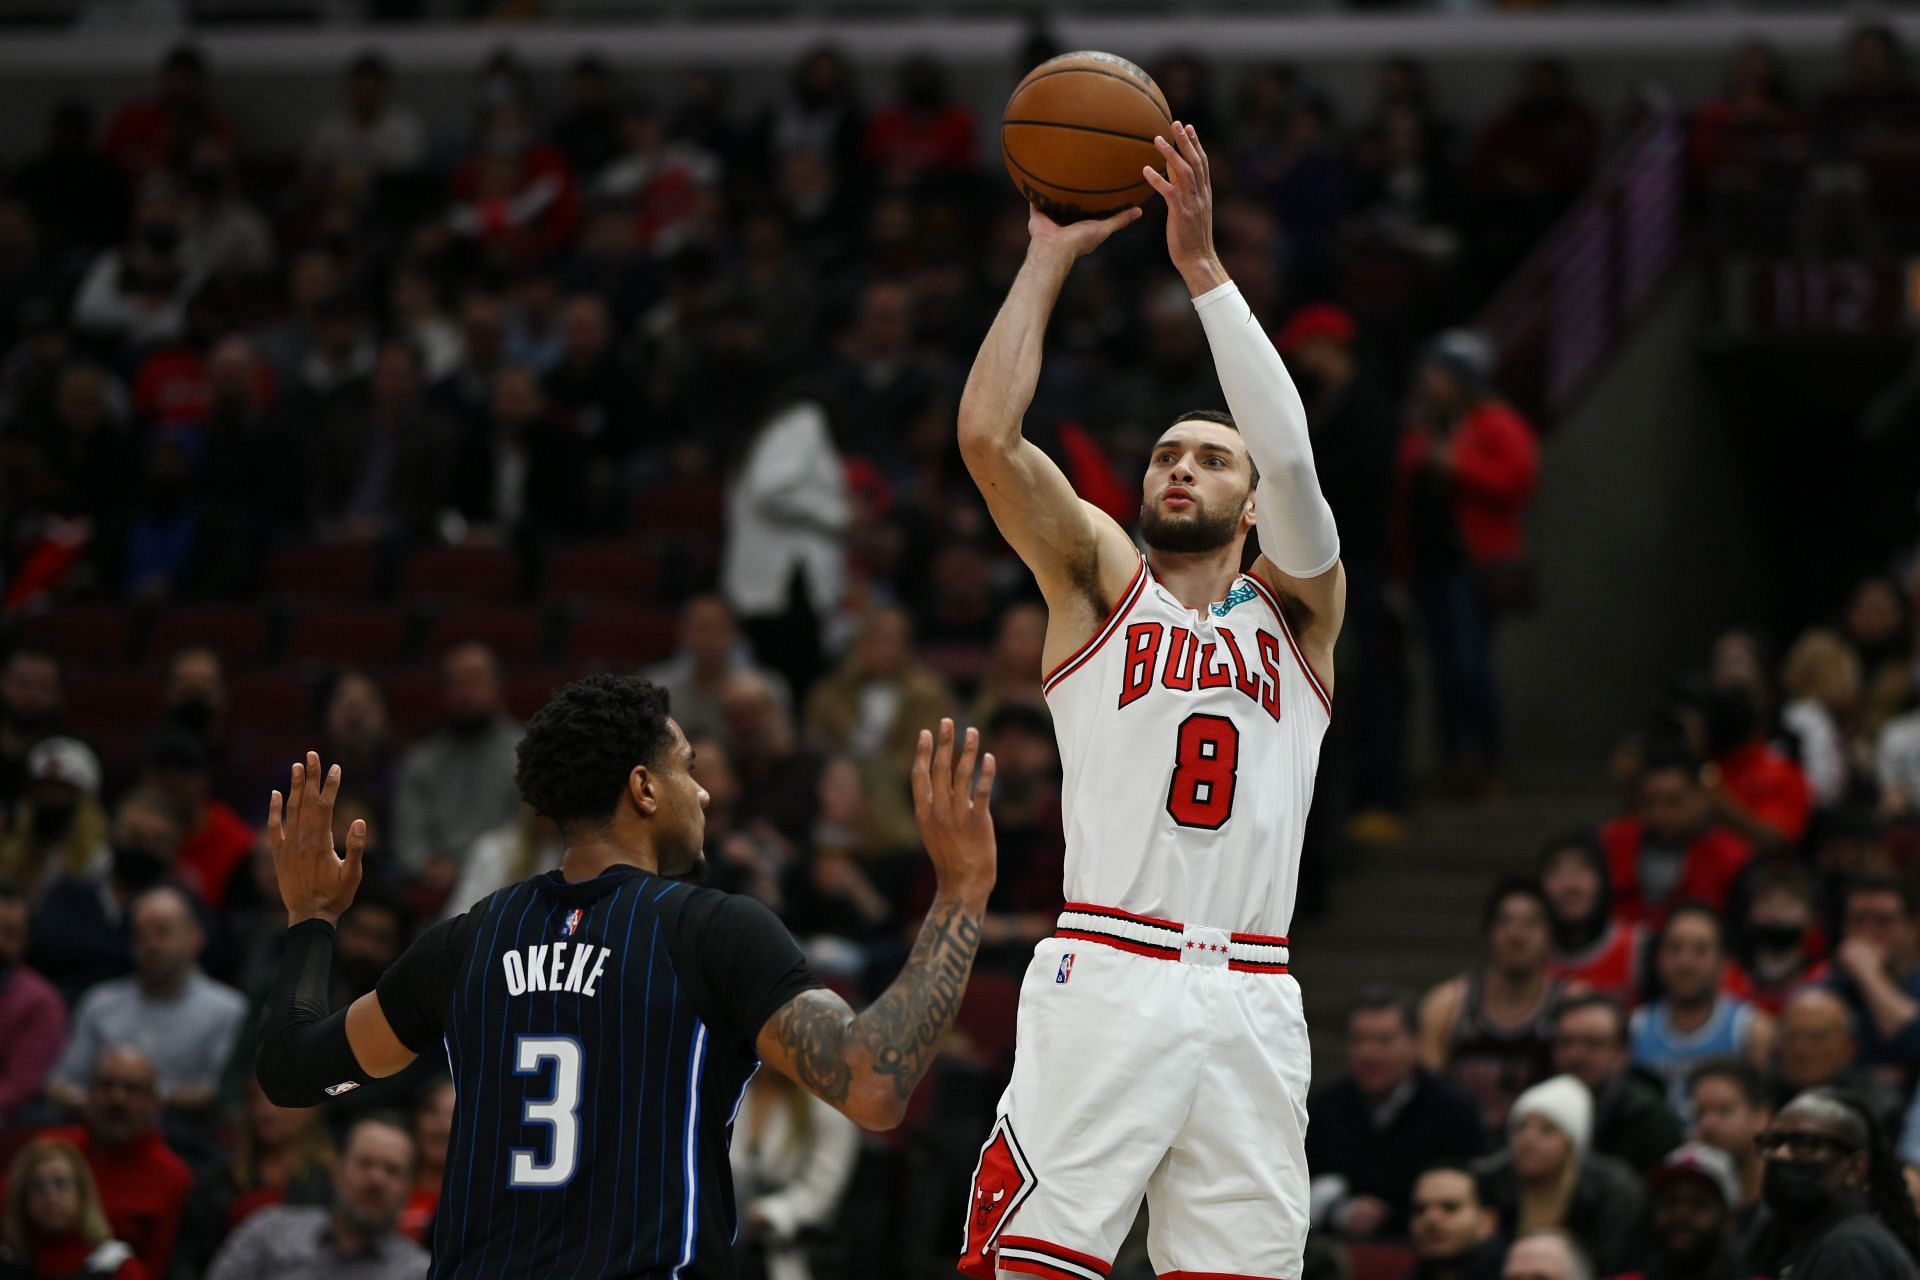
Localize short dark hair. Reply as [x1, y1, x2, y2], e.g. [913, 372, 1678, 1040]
[343, 1111, 418, 1171]
[1482, 876, 1550, 934]
[1639, 741, 1703, 784]
[514, 675, 676, 829]
[1845, 869, 1920, 918]
[1688, 1055, 1765, 1107]
[1413, 1162, 1486, 1206]
[1656, 901, 1728, 953]
[1348, 984, 1419, 1036]
[1554, 991, 1628, 1042]
[1163, 408, 1257, 484]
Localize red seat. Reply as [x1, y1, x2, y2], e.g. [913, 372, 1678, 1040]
[630, 479, 725, 541]
[424, 607, 546, 664]
[262, 543, 381, 602]
[14, 605, 133, 664]
[502, 667, 581, 722]
[953, 971, 1021, 1066]
[1348, 1243, 1416, 1280]
[284, 608, 408, 666]
[227, 671, 315, 735]
[400, 546, 520, 602]
[563, 607, 677, 669]
[541, 542, 661, 605]
[148, 604, 268, 665]
[378, 667, 444, 741]
[63, 667, 166, 736]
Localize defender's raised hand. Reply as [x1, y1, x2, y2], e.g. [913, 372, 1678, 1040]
[911, 718, 997, 905]
[267, 751, 366, 927]
[1143, 120, 1224, 293]
[1027, 202, 1145, 264]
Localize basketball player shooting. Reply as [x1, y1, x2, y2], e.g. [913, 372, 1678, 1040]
[954, 120, 1344, 1280]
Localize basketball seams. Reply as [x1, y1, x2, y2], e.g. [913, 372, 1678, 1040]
[1003, 149, 1151, 197]
[1001, 119, 1162, 147]
[1010, 65, 1172, 124]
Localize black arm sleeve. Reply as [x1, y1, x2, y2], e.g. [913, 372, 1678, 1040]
[673, 892, 824, 1054]
[374, 914, 472, 1055]
[255, 919, 371, 1108]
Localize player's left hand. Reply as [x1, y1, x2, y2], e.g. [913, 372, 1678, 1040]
[1144, 120, 1219, 281]
[267, 751, 366, 928]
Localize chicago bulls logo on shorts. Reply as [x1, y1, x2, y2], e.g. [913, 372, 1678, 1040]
[958, 1116, 1036, 1280]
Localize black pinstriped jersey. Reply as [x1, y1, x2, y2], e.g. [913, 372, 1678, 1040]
[375, 865, 820, 1278]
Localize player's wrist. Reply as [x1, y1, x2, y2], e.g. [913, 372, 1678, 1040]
[1177, 255, 1228, 297]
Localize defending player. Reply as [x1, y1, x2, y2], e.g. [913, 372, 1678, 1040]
[255, 675, 996, 1277]
[954, 121, 1345, 1280]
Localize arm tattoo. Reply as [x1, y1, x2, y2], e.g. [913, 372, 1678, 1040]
[853, 900, 985, 1100]
[765, 899, 985, 1107]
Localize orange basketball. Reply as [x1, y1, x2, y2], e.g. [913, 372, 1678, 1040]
[1001, 51, 1171, 223]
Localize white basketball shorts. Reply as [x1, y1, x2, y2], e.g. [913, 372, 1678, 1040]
[957, 903, 1312, 1280]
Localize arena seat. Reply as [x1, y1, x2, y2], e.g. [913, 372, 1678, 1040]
[284, 608, 409, 666]
[562, 606, 678, 669]
[541, 542, 661, 605]
[400, 545, 522, 602]
[63, 667, 166, 736]
[425, 607, 548, 664]
[14, 604, 133, 664]
[1347, 1242, 1417, 1280]
[378, 667, 444, 741]
[262, 543, 382, 602]
[148, 604, 269, 666]
[226, 671, 316, 735]
[502, 667, 582, 722]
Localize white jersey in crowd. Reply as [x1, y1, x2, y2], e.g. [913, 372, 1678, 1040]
[1042, 555, 1331, 940]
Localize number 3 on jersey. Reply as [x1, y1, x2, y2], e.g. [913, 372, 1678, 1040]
[510, 1036, 583, 1188]
[1166, 713, 1240, 830]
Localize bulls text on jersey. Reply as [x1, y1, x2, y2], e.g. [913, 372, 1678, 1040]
[1116, 621, 1285, 721]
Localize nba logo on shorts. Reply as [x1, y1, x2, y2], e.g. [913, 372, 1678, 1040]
[563, 908, 583, 938]
[1055, 954, 1074, 985]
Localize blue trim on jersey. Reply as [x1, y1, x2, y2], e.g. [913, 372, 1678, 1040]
[725, 1064, 759, 1245]
[671, 1022, 710, 1278]
[654, 882, 680, 901]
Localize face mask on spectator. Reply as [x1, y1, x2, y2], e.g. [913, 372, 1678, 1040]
[1750, 923, 1805, 955]
[112, 845, 170, 893]
[29, 804, 75, 843]
[167, 696, 217, 739]
[1762, 1158, 1836, 1222]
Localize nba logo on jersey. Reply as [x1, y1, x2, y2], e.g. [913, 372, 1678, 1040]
[1056, 954, 1074, 984]
[562, 908, 584, 938]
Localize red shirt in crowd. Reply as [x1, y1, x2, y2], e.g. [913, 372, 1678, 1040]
[1395, 399, 1540, 567]
[0, 966, 68, 1118]
[1600, 815, 1754, 926]
[1550, 918, 1645, 1001]
[397, 1185, 439, 1245]
[100, 98, 234, 179]
[451, 144, 580, 264]
[863, 105, 977, 180]
[176, 801, 255, 910]
[35, 1127, 191, 1279]
[14, 1230, 145, 1280]
[1714, 740, 1813, 844]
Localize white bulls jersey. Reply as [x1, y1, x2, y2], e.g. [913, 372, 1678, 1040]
[1041, 555, 1331, 940]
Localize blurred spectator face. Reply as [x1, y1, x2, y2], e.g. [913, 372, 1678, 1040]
[1380, 58, 1425, 110]
[1732, 42, 1782, 102]
[490, 365, 545, 434]
[721, 674, 787, 759]
[1552, 1003, 1626, 1093]
[20, 1148, 83, 1236]
[111, 793, 184, 878]
[371, 342, 423, 417]
[1849, 27, 1902, 95]
[1417, 359, 1466, 415]
[854, 284, 913, 363]
[1346, 1006, 1418, 1098]
[856, 609, 913, 681]
[442, 644, 502, 727]
[347, 59, 388, 120]
[132, 888, 203, 987]
[778, 148, 836, 218]
[1510, 1112, 1572, 1180]
[1144, 284, 1204, 368]
[326, 672, 389, 753]
[991, 717, 1059, 789]
[478, 102, 533, 160]
[1486, 891, 1550, 976]
[561, 295, 610, 365]
[816, 756, 865, 829]
[1846, 578, 1904, 653]
[1747, 882, 1815, 969]
[335, 902, 405, 997]
[681, 597, 737, 672]
[1506, 1234, 1581, 1280]
[795, 48, 849, 107]
[335, 1120, 415, 1237]
[207, 336, 263, 412]
[1540, 846, 1601, 928]
[289, 252, 341, 315]
[87, 1048, 159, 1147]
[1778, 991, 1856, 1089]
[166, 647, 227, 727]
[1692, 1071, 1768, 1166]
[54, 365, 111, 436]
[1657, 912, 1726, 1005]
[0, 201, 35, 264]
[248, 1081, 315, 1151]
[992, 605, 1046, 681]
[688, 737, 739, 814]
[1784, 631, 1860, 713]
[1410, 1169, 1494, 1261]
[567, 60, 608, 110]
[1638, 764, 1709, 845]
[414, 1081, 455, 1173]
[1, 652, 62, 732]
[461, 294, 507, 367]
[1844, 887, 1918, 971]
[160, 49, 208, 108]
[0, 897, 25, 967]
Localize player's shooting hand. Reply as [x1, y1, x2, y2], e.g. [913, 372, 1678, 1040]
[910, 719, 997, 905]
[1028, 203, 1144, 264]
[267, 751, 366, 928]
[1144, 121, 1224, 294]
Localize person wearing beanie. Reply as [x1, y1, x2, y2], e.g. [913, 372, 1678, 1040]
[1392, 324, 1539, 798]
[1474, 1075, 1649, 1275]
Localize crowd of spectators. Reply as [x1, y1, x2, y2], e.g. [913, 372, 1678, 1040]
[0, 21, 1914, 1280]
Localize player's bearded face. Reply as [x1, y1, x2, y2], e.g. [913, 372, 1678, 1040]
[1140, 485, 1247, 553]
[658, 772, 708, 882]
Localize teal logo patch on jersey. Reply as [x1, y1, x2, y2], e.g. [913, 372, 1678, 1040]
[1209, 580, 1256, 617]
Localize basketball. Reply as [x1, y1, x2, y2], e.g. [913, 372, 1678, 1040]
[1001, 51, 1171, 222]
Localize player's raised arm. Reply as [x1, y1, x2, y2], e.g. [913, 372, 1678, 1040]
[757, 719, 995, 1131]
[1145, 121, 1348, 657]
[255, 753, 420, 1107]
[957, 206, 1142, 608]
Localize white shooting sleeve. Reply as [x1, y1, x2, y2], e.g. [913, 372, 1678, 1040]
[1191, 279, 1341, 578]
